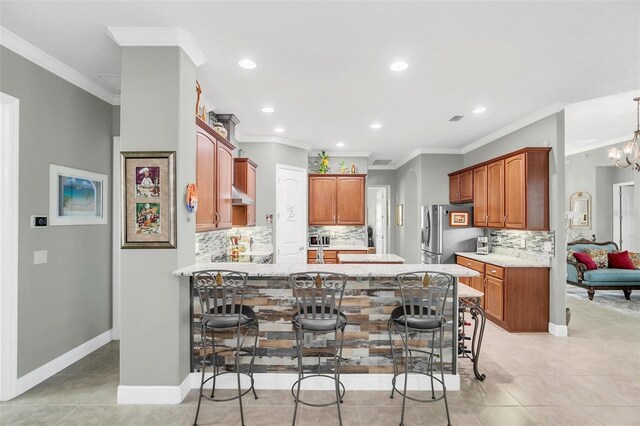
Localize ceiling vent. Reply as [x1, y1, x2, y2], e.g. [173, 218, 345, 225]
[371, 159, 392, 166]
[449, 115, 464, 122]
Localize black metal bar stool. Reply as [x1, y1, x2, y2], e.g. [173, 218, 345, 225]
[289, 272, 348, 426]
[192, 270, 259, 426]
[387, 271, 453, 426]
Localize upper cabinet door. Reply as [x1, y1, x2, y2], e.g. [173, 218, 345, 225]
[504, 153, 526, 229]
[246, 164, 257, 226]
[473, 166, 488, 227]
[449, 174, 461, 203]
[336, 176, 365, 225]
[309, 176, 336, 225]
[459, 170, 473, 202]
[195, 130, 216, 232]
[216, 144, 234, 229]
[487, 160, 505, 228]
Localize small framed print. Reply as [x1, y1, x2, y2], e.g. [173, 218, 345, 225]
[49, 165, 108, 226]
[121, 151, 176, 248]
[449, 211, 469, 227]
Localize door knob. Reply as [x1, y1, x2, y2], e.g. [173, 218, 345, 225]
[299, 246, 304, 251]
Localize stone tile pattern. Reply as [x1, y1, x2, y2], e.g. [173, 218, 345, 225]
[490, 229, 555, 265]
[191, 277, 456, 376]
[309, 225, 367, 246]
[196, 226, 273, 264]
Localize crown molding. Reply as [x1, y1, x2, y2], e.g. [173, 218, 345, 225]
[310, 150, 371, 158]
[389, 147, 464, 170]
[106, 27, 207, 67]
[234, 131, 312, 151]
[461, 102, 567, 154]
[0, 27, 120, 105]
[565, 135, 630, 157]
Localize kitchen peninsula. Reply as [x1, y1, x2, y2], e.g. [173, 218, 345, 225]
[174, 262, 480, 390]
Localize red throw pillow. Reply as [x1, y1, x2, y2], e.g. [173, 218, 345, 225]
[607, 251, 636, 270]
[573, 252, 597, 270]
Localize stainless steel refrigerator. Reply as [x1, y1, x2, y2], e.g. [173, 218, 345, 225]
[421, 204, 484, 264]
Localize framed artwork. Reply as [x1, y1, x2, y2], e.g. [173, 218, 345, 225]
[449, 211, 469, 227]
[49, 165, 108, 226]
[121, 151, 176, 248]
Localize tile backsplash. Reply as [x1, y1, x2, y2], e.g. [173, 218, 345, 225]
[196, 226, 273, 263]
[490, 229, 555, 266]
[309, 225, 367, 246]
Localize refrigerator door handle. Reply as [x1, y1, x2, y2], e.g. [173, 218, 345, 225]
[426, 209, 431, 247]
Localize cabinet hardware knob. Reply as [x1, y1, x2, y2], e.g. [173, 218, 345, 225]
[491, 270, 496, 273]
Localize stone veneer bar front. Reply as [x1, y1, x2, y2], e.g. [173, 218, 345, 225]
[173, 263, 479, 391]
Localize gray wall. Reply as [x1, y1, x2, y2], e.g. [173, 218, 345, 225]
[0, 47, 114, 376]
[119, 46, 196, 386]
[238, 142, 308, 226]
[566, 143, 637, 242]
[308, 155, 368, 174]
[420, 154, 464, 206]
[462, 113, 567, 327]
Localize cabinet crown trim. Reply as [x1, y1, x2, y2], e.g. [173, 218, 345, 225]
[196, 117, 235, 150]
[448, 147, 551, 176]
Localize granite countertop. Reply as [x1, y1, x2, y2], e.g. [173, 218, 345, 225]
[338, 254, 405, 263]
[459, 283, 484, 298]
[307, 245, 370, 251]
[456, 252, 550, 268]
[174, 262, 480, 278]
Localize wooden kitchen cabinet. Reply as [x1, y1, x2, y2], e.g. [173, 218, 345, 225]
[195, 117, 235, 232]
[487, 160, 505, 228]
[308, 249, 366, 264]
[457, 255, 549, 332]
[484, 275, 504, 322]
[336, 176, 365, 225]
[449, 170, 473, 204]
[472, 165, 488, 227]
[308, 174, 366, 225]
[232, 158, 257, 227]
[448, 148, 550, 230]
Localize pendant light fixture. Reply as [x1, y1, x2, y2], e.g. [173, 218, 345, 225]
[608, 97, 640, 171]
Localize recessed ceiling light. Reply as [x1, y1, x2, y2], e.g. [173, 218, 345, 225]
[473, 106, 487, 114]
[274, 127, 285, 133]
[262, 106, 275, 113]
[390, 61, 408, 72]
[336, 142, 345, 147]
[238, 58, 256, 69]
[370, 122, 382, 129]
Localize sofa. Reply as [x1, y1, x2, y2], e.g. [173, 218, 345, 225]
[566, 239, 640, 300]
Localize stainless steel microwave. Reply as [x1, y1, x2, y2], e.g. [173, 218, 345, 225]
[309, 235, 330, 247]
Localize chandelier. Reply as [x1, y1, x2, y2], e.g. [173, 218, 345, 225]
[608, 97, 640, 171]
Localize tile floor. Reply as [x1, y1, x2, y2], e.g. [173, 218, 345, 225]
[1, 295, 639, 425]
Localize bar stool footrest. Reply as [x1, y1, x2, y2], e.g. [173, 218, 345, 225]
[290, 374, 346, 407]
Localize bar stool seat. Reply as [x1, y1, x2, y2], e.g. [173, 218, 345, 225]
[390, 305, 443, 330]
[293, 307, 347, 332]
[202, 305, 257, 328]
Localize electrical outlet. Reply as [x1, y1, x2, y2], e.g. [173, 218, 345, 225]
[304, 333, 313, 347]
[519, 238, 526, 249]
[543, 242, 552, 252]
[34, 250, 47, 264]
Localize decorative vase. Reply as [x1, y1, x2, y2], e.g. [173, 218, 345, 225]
[212, 122, 228, 138]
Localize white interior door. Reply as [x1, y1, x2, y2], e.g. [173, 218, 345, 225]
[613, 182, 637, 251]
[275, 165, 307, 263]
[367, 186, 388, 254]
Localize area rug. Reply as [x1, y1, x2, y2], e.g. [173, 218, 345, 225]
[566, 285, 640, 319]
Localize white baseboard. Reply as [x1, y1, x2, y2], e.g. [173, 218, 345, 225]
[117, 375, 191, 405]
[190, 372, 459, 392]
[15, 329, 113, 396]
[548, 322, 568, 337]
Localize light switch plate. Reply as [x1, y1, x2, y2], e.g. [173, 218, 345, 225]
[519, 238, 526, 249]
[34, 250, 47, 264]
[543, 242, 552, 252]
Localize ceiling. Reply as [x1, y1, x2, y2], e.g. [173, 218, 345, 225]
[565, 89, 640, 156]
[2, 1, 639, 166]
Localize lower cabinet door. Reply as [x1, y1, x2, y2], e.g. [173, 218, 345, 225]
[485, 276, 504, 321]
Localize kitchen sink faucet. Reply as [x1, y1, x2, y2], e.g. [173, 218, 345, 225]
[315, 233, 324, 264]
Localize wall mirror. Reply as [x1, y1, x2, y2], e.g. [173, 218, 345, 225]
[569, 191, 591, 229]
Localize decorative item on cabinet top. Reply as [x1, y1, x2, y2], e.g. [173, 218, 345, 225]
[185, 183, 198, 214]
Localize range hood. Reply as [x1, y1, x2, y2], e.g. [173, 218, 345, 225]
[231, 186, 254, 205]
